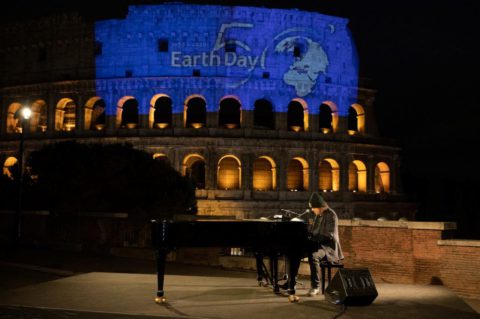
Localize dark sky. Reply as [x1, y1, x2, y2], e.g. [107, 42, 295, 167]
[2, 0, 479, 235]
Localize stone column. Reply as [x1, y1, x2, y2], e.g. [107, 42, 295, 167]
[242, 153, 252, 200]
[392, 155, 401, 194]
[339, 155, 350, 193]
[76, 94, 84, 132]
[206, 146, 217, 199]
[309, 150, 319, 192]
[367, 155, 376, 194]
[276, 112, 287, 131]
[277, 149, 288, 191]
[47, 93, 56, 132]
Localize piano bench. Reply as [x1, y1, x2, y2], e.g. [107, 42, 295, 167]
[320, 260, 344, 294]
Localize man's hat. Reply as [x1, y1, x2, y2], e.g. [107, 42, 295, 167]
[309, 192, 326, 208]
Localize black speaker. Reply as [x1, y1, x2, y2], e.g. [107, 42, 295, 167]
[325, 268, 378, 306]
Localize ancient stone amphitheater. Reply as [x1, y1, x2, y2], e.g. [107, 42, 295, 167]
[0, 3, 415, 220]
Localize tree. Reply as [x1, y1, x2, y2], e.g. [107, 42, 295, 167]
[25, 141, 196, 219]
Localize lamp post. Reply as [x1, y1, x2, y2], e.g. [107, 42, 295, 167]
[14, 106, 32, 245]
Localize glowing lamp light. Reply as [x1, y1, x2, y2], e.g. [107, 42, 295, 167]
[321, 128, 331, 134]
[21, 107, 32, 120]
[347, 130, 357, 136]
[225, 123, 238, 129]
[290, 126, 302, 132]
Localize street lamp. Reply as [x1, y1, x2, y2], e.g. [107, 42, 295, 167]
[14, 106, 32, 245]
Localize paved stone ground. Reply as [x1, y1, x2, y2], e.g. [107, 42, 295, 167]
[0, 249, 479, 319]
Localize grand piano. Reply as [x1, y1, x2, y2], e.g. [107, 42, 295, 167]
[151, 218, 311, 302]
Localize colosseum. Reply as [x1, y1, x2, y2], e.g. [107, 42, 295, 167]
[0, 3, 415, 220]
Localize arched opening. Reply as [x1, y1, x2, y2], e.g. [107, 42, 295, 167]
[375, 162, 390, 193]
[253, 99, 274, 129]
[85, 97, 106, 130]
[319, 101, 339, 133]
[183, 154, 206, 189]
[287, 157, 309, 191]
[6, 103, 22, 133]
[119, 98, 139, 129]
[319, 103, 333, 133]
[348, 103, 365, 135]
[347, 107, 358, 132]
[287, 100, 305, 132]
[185, 96, 207, 128]
[55, 98, 76, 131]
[217, 155, 241, 190]
[30, 100, 48, 133]
[253, 156, 276, 191]
[3, 157, 18, 180]
[150, 95, 172, 128]
[318, 158, 340, 191]
[219, 97, 241, 128]
[153, 153, 170, 165]
[349, 160, 367, 192]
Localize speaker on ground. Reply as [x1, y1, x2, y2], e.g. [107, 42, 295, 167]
[325, 268, 378, 306]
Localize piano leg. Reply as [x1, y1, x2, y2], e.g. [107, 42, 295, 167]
[270, 254, 280, 294]
[286, 254, 301, 302]
[155, 248, 168, 303]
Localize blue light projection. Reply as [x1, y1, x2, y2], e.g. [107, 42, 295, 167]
[94, 4, 358, 116]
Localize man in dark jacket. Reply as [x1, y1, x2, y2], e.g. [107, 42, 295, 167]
[305, 192, 344, 296]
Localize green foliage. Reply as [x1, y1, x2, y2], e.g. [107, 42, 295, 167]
[25, 141, 196, 218]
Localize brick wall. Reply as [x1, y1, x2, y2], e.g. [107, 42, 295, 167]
[337, 220, 480, 299]
[217, 220, 480, 299]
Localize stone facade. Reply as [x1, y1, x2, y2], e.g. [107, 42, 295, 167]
[0, 4, 416, 220]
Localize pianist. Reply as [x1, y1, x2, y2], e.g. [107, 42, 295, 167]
[304, 192, 344, 297]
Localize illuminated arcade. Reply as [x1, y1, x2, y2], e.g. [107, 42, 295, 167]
[0, 4, 415, 219]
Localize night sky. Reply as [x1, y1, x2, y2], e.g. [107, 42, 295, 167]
[2, 0, 479, 237]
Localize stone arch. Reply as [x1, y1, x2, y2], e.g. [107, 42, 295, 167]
[3, 156, 18, 179]
[117, 96, 139, 129]
[183, 154, 206, 189]
[6, 103, 22, 133]
[217, 155, 241, 190]
[253, 156, 276, 191]
[55, 98, 76, 131]
[85, 97, 106, 130]
[287, 98, 308, 132]
[253, 99, 275, 129]
[150, 94, 172, 129]
[348, 103, 365, 135]
[287, 157, 309, 191]
[319, 101, 339, 133]
[349, 160, 367, 192]
[219, 95, 242, 128]
[153, 153, 170, 165]
[318, 158, 340, 192]
[184, 95, 207, 128]
[375, 162, 390, 193]
[30, 100, 48, 133]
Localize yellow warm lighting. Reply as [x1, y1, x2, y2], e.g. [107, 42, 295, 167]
[321, 128, 330, 134]
[95, 124, 105, 131]
[290, 125, 302, 132]
[347, 130, 357, 136]
[225, 123, 237, 129]
[191, 123, 204, 129]
[64, 123, 75, 131]
[21, 107, 32, 120]
[155, 123, 169, 129]
[126, 123, 137, 129]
